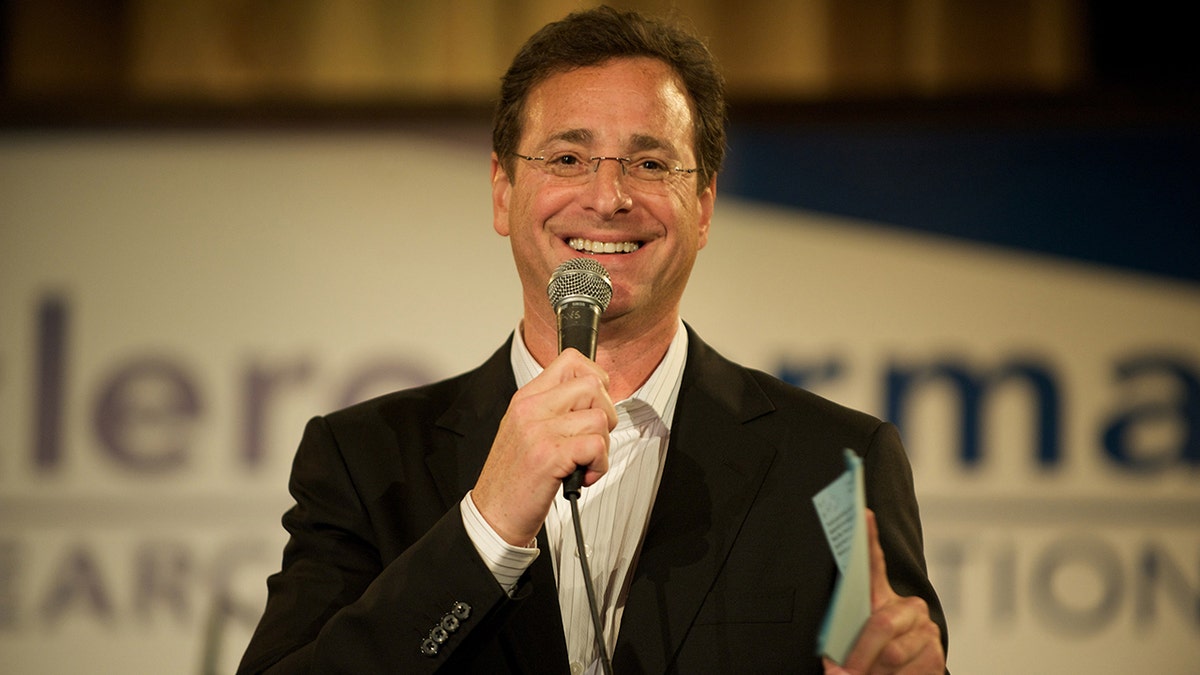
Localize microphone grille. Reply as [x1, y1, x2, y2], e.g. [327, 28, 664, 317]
[547, 258, 613, 312]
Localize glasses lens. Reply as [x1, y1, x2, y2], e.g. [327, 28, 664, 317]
[543, 153, 590, 178]
[625, 156, 673, 182]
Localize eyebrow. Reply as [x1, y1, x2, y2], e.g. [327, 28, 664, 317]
[540, 129, 680, 156]
[628, 134, 672, 154]
[546, 128, 593, 145]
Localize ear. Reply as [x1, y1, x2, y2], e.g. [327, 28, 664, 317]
[696, 174, 716, 250]
[491, 153, 512, 236]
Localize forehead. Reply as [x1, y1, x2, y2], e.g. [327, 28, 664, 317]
[521, 57, 696, 153]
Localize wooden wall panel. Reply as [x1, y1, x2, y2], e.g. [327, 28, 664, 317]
[3, 0, 1090, 106]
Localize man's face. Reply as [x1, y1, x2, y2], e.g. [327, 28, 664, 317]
[492, 57, 715, 334]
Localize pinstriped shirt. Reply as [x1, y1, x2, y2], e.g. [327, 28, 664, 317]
[461, 320, 687, 673]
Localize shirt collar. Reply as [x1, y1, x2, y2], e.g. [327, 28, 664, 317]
[510, 318, 688, 429]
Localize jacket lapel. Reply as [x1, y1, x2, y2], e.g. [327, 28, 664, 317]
[427, 338, 516, 505]
[613, 328, 780, 673]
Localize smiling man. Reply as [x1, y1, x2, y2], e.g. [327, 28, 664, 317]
[491, 54, 712, 405]
[239, 7, 947, 675]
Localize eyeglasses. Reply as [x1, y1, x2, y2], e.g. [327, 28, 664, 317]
[514, 151, 698, 183]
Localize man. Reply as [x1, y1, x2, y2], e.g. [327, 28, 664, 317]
[239, 6, 947, 674]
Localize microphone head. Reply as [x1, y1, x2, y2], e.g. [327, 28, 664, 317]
[547, 258, 613, 312]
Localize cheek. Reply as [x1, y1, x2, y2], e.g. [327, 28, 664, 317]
[656, 190, 706, 240]
[504, 187, 540, 236]
[516, 186, 576, 230]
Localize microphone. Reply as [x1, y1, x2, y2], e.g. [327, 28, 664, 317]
[546, 257, 616, 675]
[546, 257, 612, 497]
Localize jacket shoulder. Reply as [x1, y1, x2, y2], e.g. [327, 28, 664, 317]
[322, 338, 516, 430]
[684, 325, 884, 434]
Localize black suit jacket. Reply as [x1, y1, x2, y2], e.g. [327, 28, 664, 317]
[238, 327, 947, 673]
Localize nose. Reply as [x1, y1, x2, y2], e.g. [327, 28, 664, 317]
[582, 157, 633, 218]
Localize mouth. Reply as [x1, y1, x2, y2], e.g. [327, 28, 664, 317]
[568, 237, 641, 254]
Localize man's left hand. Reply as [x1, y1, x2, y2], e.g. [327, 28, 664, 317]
[824, 510, 945, 675]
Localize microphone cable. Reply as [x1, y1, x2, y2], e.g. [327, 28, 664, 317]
[567, 491, 614, 675]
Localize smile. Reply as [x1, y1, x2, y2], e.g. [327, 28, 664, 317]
[568, 237, 641, 254]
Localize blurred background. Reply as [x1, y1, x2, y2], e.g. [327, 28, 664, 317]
[2, 1, 1197, 673]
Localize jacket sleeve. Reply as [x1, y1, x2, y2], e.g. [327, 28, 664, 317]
[236, 415, 516, 674]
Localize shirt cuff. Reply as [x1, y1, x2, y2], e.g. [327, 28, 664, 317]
[460, 491, 540, 595]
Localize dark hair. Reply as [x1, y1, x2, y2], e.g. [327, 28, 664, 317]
[493, 5, 726, 193]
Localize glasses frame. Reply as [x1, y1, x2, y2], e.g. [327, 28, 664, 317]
[514, 153, 699, 182]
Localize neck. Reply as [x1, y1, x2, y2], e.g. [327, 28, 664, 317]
[522, 309, 679, 401]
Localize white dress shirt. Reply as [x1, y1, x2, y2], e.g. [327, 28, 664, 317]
[461, 320, 688, 674]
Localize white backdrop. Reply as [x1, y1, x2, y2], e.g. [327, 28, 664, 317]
[2, 130, 1197, 673]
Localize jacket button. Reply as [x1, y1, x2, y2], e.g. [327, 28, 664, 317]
[420, 638, 439, 657]
[451, 601, 472, 619]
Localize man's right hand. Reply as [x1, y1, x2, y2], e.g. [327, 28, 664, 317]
[471, 348, 619, 546]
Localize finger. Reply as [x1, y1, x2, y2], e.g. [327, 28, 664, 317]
[536, 348, 611, 391]
[554, 410, 613, 476]
[865, 509, 897, 609]
[518, 354, 617, 428]
[553, 437, 610, 488]
[509, 368, 616, 431]
[546, 372, 618, 428]
[555, 405, 616, 441]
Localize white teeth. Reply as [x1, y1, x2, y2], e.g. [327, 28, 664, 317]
[568, 237, 640, 253]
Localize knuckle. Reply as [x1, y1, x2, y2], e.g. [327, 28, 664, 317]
[589, 407, 613, 428]
[877, 640, 907, 668]
[906, 595, 929, 614]
[922, 619, 943, 644]
[508, 394, 540, 418]
[868, 609, 899, 637]
[585, 432, 609, 456]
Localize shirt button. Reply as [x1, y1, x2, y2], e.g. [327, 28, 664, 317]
[570, 661, 584, 675]
[574, 544, 594, 559]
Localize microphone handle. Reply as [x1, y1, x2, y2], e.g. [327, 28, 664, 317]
[557, 300, 601, 498]
[556, 302, 600, 359]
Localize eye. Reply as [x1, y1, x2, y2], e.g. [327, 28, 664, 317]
[626, 156, 675, 180]
[546, 152, 585, 167]
[633, 157, 669, 172]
